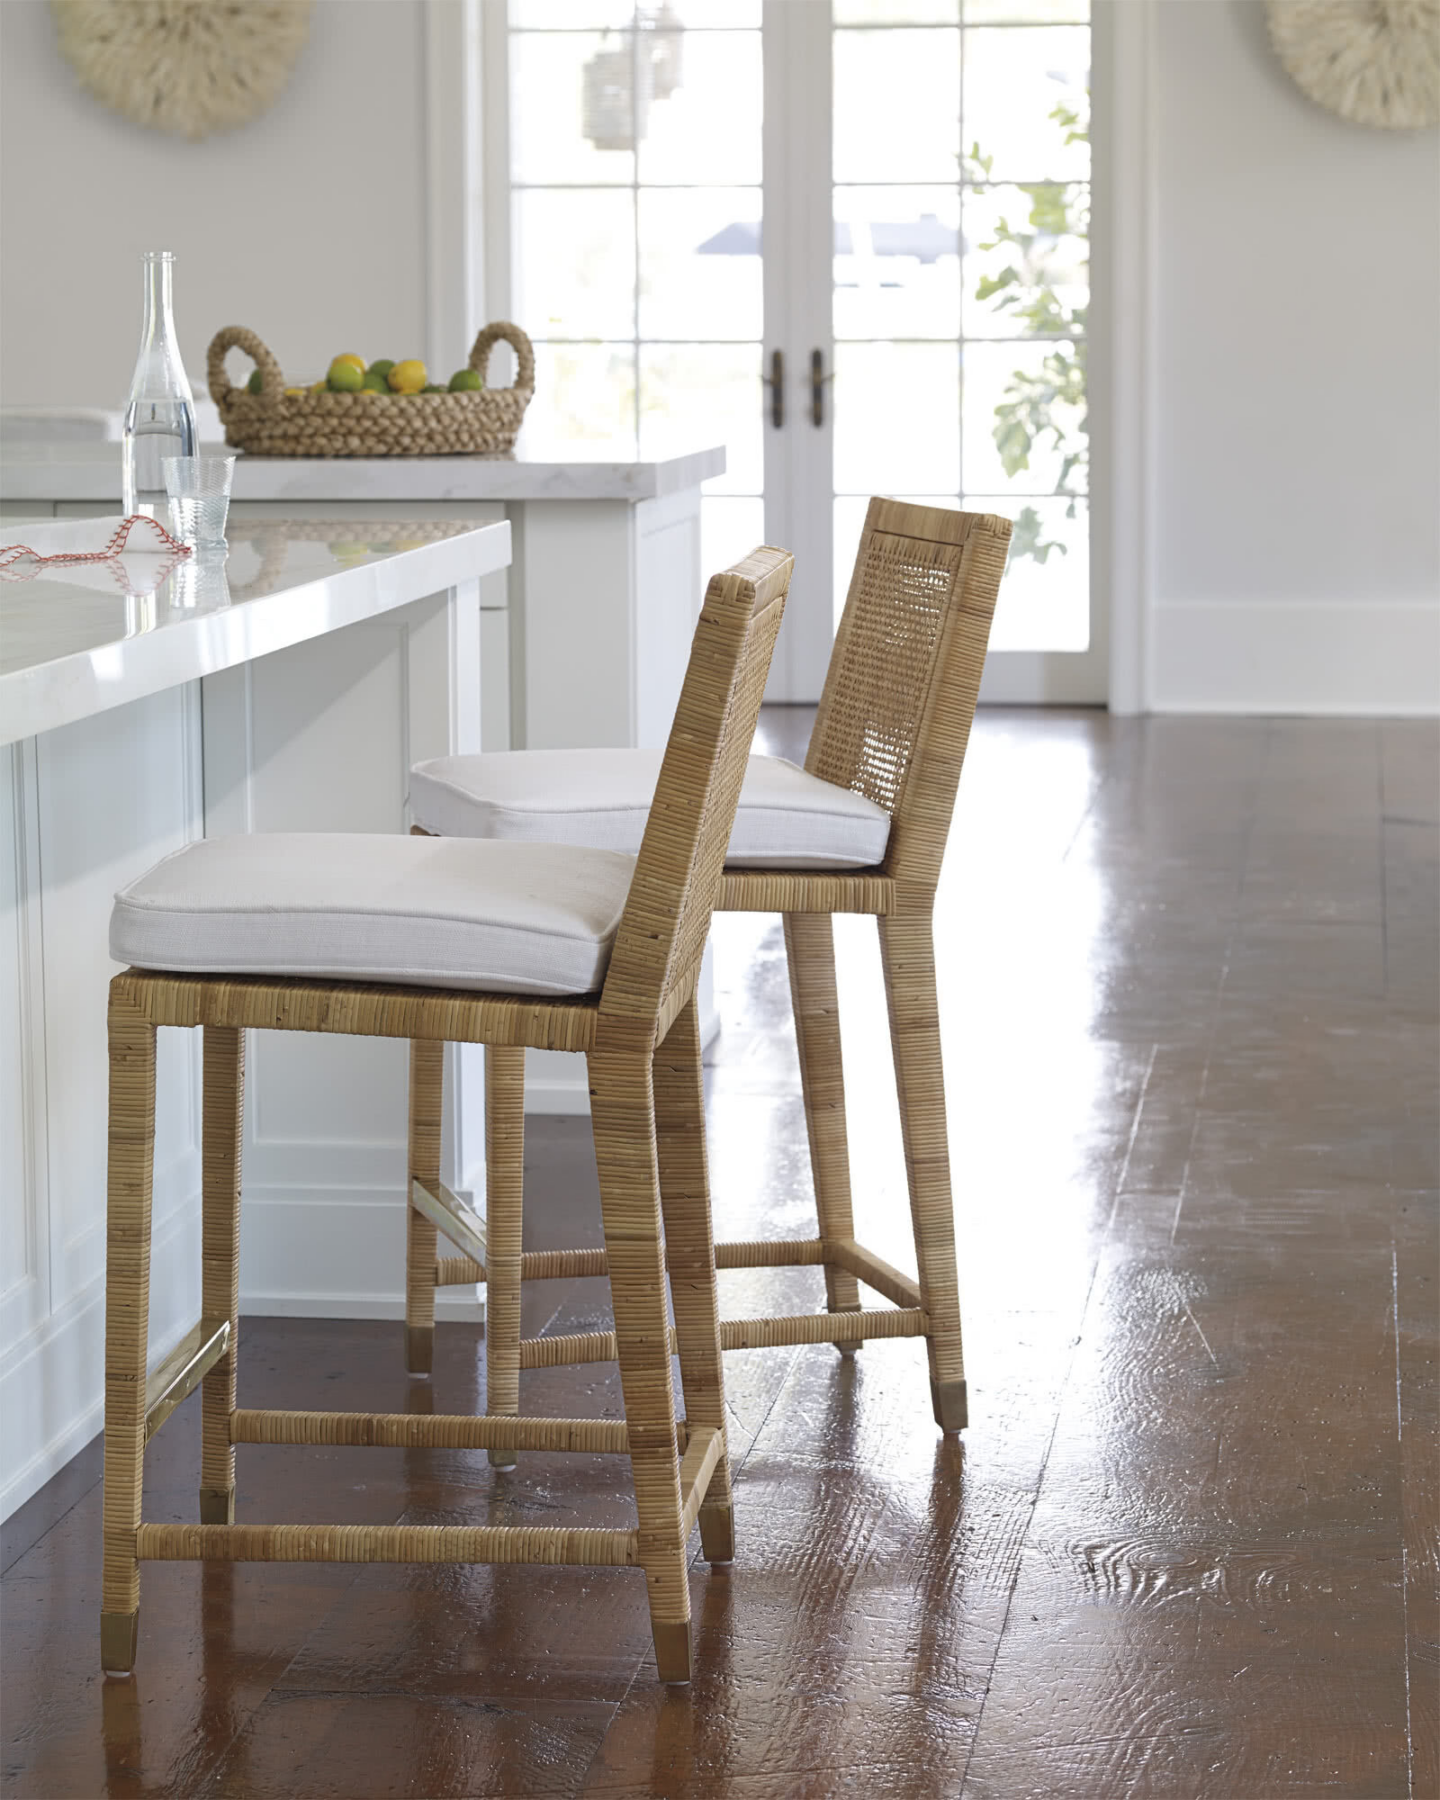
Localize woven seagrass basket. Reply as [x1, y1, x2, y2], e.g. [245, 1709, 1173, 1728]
[207, 322, 535, 457]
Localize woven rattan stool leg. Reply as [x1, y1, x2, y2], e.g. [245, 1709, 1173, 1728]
[484, 1045, 524, 1470]
[101, 998, 157, 1673]
[654, 997, 734, 1564]
[589, 1043, 692, 1683]
[879, 908, 967, 1433]
[784, 913, 863, 1351]
[405, 1039, 443, 1375]
[199, 1027, 244, 1525]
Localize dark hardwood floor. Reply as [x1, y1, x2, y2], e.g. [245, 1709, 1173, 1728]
[2, 709, 1436, 1799]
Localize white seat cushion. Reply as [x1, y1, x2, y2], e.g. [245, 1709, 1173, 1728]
[409, 750, 891, 871]
[110, 833, 637, 997]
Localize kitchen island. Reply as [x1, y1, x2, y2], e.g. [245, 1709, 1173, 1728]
[2, 440, 726, 1113]
[0, 512, 510, 1520]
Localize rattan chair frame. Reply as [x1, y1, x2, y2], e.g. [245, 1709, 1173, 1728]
[99, 548, 792, 1686]
[408, 500, 1011, 1441]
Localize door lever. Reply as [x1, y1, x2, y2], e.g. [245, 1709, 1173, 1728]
[763, 349, 784, 429]
[811, 349, 834, 428]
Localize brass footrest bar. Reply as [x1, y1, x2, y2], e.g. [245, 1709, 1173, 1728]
[230, 1409, 632, 1455]
[136, 1522, 639, 1566]
[826, 1240, 923, 1310]
[678, 1426, 723, 1541]
[144, 1317, 230, 1443]
[411, 1178, 486, 1268]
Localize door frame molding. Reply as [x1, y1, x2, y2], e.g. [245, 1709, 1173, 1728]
[426, 0, 1155, 711]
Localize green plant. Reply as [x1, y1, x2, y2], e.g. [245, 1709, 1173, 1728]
[967, 100, 1089, 563]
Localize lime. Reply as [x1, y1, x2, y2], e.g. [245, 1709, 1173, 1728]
[360, 372, 389, 393]
[422, 383, 446, 394]
[388, 358, 427, 394]
[246, 368, 265, 395]
[327, 358, 365, 392]
[367, 359, 395, 381]
[448, 368, 483, 392]
[332, 353, 366, 374]
[309, 381, 327, 396]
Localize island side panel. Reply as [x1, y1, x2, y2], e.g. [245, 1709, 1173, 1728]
[0, 687, 204, 1519]
[201, 586, 485, 1322]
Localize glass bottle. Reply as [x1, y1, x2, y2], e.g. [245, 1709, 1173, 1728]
[121, 250, 197, 518]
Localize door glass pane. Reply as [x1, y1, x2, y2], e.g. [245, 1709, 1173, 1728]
[961, 338, 1086, 495]
[639, 188, 762, 340]
[962, 183, 1088, 340]
[521, 342, 637, 453]
[513, 189, 636, 340]
[831, 4, 1090, 656]
[961, 27, 1090, 181]
[834, 343, 960, 494]
[510, 32, 636, 184]
[510, 9, 765, 566]
[834, 29, 960, 183]
[976, 495, 1089, 651]
[833, 187, 961, 341]
[639, 344, 763, 495]
[636, 31, 763, 184]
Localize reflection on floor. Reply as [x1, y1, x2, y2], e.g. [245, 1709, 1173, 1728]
[2, 708, 1435, 1799]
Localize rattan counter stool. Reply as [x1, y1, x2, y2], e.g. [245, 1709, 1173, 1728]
[406, 500, 1011, 1442]
[98, 546, 792, 1686]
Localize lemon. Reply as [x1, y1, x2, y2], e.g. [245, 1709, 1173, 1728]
[309, 381, 327, 395]
[367, 359, 395, 381]
[360, 371, 389, 393]
[448, 368, 483, 392]
[388, 358, 427, 394]
[284, 386, 306, 396]
[327, 359, 365, 393]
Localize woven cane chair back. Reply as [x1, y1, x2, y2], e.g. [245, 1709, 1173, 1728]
[806, 498, 1012, 893]
[600, 546, 792, 1031]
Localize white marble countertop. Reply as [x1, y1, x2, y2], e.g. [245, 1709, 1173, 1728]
[0, 439, 725, 504]
[0, 513, 510, 746]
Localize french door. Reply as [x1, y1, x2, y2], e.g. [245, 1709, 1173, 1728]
[498, 0, 1100, 703]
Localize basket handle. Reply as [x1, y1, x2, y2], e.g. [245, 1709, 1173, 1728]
[208, 325, 285, 411]
[468, 322, 535, 394]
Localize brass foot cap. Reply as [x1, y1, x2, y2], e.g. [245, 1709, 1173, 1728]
[931, 1376, 968, 1434]
[487, 1448, 518, 1471]
[652, 1618, 692, 1685]
[100, 1610, 139, 1674]
[404, 1325, 434, 1376]
[199, 1488, 235, 1525]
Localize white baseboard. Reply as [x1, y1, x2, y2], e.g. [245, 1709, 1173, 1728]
[1151, 600, 1440, 714]
[0, 1207, 198, 1522]
[238, 1188, 485, 1319]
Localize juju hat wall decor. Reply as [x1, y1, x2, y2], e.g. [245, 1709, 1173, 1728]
[1263, 0, 1440, 129]
[51, 0, 313, 141]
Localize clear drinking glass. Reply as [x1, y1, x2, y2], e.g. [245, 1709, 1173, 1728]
[163, 455, 235, 548]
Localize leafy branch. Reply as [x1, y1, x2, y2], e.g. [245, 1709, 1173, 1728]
[967, 99, 1089, 563]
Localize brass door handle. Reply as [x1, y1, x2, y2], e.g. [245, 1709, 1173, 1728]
[811, 349, 834, 427]
[763, 349, 784, 429]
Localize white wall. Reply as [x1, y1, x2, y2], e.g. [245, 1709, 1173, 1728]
[1147, 0, 1440, 713]
[0, 0, 430, 407]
